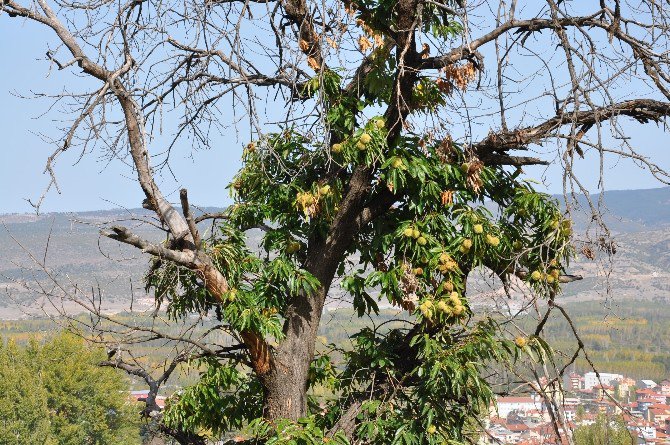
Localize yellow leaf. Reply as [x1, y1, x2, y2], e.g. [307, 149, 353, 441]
[307, 56, 320, 70]
[358, 35, 372, 53]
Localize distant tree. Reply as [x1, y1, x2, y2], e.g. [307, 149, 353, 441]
[575, 405, 586, 422]
[0, 340, 52, 445]
[0, 333, 141, 445]
[574, 415, 634, 445]
[3, 0, 670, 444]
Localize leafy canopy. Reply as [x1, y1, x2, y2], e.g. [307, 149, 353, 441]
[158, 98, 571, 444]
[153, 3, 573, 444]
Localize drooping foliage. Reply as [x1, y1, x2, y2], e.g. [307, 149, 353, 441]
[157, 70, 573, 445]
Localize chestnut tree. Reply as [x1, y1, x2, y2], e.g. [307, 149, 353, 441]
[2, 0, 670, 443]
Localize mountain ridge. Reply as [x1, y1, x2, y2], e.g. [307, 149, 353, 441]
[3, 186, 670, 227]
[2, 187, 670, 318]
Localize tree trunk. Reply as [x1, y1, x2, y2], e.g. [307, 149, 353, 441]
[261, 336, 315, 419]
[258, 0, 420, 418]
[261, 168, 375, 420]
[262, 281, 331, 419]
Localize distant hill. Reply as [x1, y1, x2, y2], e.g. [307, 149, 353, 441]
[0, 206, 226, 224]
[0, 207, 226, 318]
[562, 186, 670, 232]
[2, 187, 670, 318]
[586, 186, 670, 225]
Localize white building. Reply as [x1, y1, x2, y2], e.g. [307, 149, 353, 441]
[484, 425, 519, 444]
[628, 422, 656, 440]
[563, 407, 577, 422]
[583, 372, 623, 390]
[639, 379, 658, 389]
[563, 397, 580, 407]
[494, 396, 542, 418]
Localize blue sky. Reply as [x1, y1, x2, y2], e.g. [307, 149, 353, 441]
[0, 19, 242, 214]
[1, 13, 670, 214]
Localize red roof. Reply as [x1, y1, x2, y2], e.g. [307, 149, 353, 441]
[508, 423, 530, 432]
[637, 389, 659, 395]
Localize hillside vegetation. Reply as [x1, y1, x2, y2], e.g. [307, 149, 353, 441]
[1, 298, 668, 389]
[534, 299, 670, 381]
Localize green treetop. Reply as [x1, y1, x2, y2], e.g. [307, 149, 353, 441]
[0, 333, 141, 445]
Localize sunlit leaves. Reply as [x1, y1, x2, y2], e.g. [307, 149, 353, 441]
[412, 78, 447, 112]
[331, 117, 389, 166]
[363, 48, 395, 104]
[163, 360, 263, 437]
[144, 10, 576, 441]
[302, 69, 342, 100]
[330, 320, 507, 445]
[245, 417, 350, 445]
